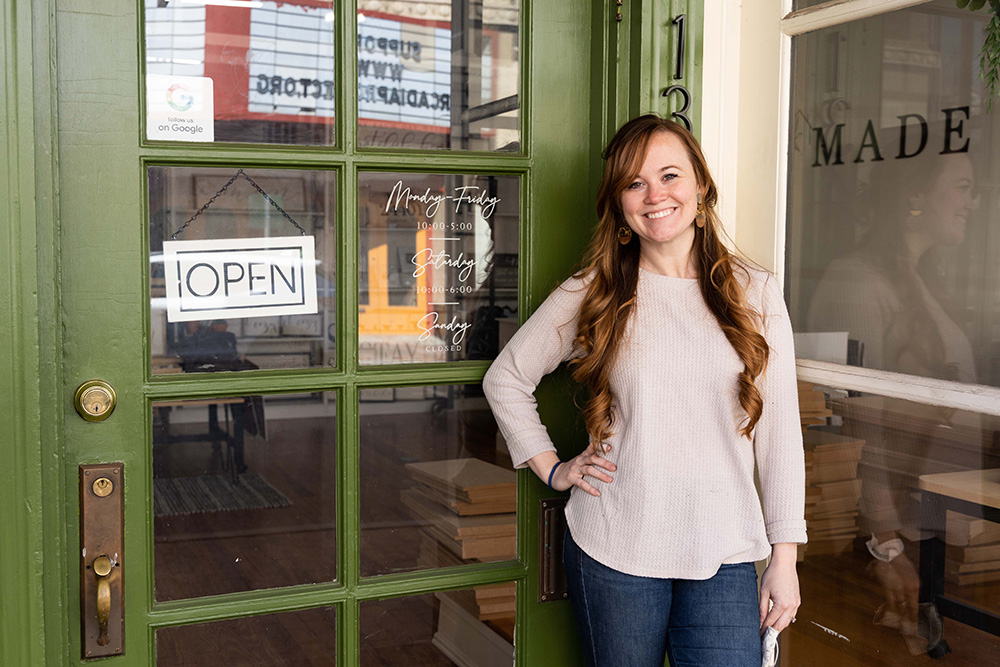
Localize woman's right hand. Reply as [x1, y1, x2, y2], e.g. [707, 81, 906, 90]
[548, 446, 616, 496]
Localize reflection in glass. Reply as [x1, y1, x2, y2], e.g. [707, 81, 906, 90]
[359, 384, 514, 577]
[356, 0, 520, 151]
[144, 0, 336, 145]
[156, 606, 337, 666]
[788, 384, 1000, 662]
[786, 1, 1000, 389]
[359, 586, 515, 665]
[791, 0, 835, 10]
[358, 172, 518, 366]
[153, 392, 336, 600]
[149, 166, 336, 374]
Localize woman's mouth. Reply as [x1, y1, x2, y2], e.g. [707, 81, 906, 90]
[645, 207, 677, 220]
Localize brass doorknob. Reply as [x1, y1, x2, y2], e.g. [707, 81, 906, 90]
[93, 555, 113, 646]
[74, 380, 117, 422]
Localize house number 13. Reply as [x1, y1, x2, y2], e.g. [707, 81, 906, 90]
[661, 14, 692, 131]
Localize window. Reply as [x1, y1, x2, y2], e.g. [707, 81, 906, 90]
[776, 1, 1000, 662]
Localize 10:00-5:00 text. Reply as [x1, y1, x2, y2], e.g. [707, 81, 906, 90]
[417, 221, 474, 231]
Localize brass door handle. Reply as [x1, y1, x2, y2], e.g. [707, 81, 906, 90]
[80, 463, 123, 658]
[93, 555, 113, 646]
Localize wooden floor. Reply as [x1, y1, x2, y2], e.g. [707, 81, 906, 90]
[358, 595, 458, 666]
[154, 413, 339, 601]
[157, 606, 338, 666]
[781, 546, 1000, 666]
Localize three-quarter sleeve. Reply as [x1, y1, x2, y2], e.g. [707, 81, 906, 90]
[753, 275, 809, 545]
[483, 276, 589, 468]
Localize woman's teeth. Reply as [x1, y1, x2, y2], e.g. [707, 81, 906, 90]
[646, 207, 676, 219]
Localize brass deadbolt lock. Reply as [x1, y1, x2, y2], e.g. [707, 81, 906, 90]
[74, 380, 117, 422]
[92, 477, 114, 497]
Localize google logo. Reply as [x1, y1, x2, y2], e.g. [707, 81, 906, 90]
[166, 84, 194, 112]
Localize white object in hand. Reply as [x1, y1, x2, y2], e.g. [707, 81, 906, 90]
[761, 626, 780, 667]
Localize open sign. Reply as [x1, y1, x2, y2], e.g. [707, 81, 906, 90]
[163, 236, 318, 323]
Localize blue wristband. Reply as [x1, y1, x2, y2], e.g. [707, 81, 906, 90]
[547, 461, 563, 489]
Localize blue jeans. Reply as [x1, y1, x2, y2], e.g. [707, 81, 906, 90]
[563, 529, 761, 667]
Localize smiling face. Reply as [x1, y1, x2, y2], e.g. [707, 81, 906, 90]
[914, 153, 978, 247]
[619, 131, 702, 254]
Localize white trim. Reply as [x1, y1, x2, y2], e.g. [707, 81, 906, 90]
[700, 0, 741, 240]
[796, 360, 1000, 417]
[781, 0, 933, 36]
[772, 30, 792, 289]
[733, 0, 790, 274]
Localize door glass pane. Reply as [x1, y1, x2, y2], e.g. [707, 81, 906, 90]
[358, 171, 518, 366]
[787, 1, 1000, 388]
[153, 391, 336, 600]
[360, 384, 514, 576]
[788, 383, 1000, 661]
[149, 166, 336, 374]
[156, 606, 337, 665]
[356, 0, 520, 151]
[144, 0, 336, 145]
[360, 586, 516, 665]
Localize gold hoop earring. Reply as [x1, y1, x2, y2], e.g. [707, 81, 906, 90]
[618, 225, 633, 245]
[695, 193, 707, 228]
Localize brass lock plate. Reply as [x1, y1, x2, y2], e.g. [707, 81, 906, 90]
[74, 380, 117, 422]
[80, 463, 124, 659]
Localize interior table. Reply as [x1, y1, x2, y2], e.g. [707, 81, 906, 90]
[918, 469, 1000, 636]
[153, 398, 248, 483]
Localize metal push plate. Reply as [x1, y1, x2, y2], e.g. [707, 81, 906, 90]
[539, 497, 568, 602]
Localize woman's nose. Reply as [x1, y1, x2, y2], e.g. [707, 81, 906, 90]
[645, 182, 669, 204]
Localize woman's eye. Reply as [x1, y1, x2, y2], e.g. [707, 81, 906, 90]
[626, 181, 643, 190]
[663, 173, 677, 182]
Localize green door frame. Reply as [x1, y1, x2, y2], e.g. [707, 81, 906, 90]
[1, 1, 703, 665]
[2, 0, 64, 665]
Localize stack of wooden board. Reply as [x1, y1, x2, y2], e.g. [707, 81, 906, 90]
[801, 430, 864, 557]
[799, 381, 833, 432]
[945, 510, 1000, 586]
[440, 584, 517, 626]
[400, 487, 516, 561]
[403, 458, 516, 612]
[402, 458, 518, 658]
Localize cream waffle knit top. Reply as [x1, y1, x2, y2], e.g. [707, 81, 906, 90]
[483, 265, 808, 579]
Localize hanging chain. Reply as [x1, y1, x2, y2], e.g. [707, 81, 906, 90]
[169, 168, 308, 239]
[241, 171, 308, 236]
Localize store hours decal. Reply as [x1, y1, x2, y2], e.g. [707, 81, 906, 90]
[383, 179, 501, 354]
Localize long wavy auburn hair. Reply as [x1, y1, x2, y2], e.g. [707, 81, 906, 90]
[569, 115, 770, 445]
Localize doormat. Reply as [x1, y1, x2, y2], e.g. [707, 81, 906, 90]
[154, 473, 291, 517]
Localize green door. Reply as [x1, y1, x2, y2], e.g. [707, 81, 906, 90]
[43, 0, 593, 664]
[2, 0, 704, 664]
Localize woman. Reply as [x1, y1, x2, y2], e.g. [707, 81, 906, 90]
[483, 115, 806, 666]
